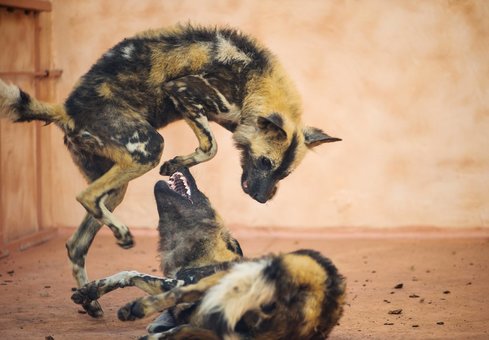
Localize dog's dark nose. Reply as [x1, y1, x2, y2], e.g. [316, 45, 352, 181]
[154, 180, 167, 193]
[252, 192, 268, 204]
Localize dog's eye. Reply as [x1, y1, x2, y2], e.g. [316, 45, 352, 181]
[258, 156, 273, 170]
[260, 302, 277, 314]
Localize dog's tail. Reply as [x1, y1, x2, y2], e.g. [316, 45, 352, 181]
[0, 78, 71, 126]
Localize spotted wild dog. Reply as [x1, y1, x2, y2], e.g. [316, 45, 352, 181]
[0, 24, 341, 317]
[72, 168, 346, 339]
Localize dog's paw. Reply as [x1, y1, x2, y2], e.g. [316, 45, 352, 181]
[115, 229, 134, 249]
[71, 286, 104, 318]
[159, 158, 182, 176]
[71, 284, 99, 305]
[118, 300, 146, 321]
[84, 300, 104, 318]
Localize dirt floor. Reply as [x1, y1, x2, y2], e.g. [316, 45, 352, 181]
[0, 228, 488, 340]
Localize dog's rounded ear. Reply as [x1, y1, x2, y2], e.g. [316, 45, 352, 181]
[257, 113, 286, 140]
[303, 126, 341, 148]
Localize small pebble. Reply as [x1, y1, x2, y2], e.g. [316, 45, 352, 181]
[394, 283, 403, 289]
[412, 324, 419, 328]
[437, 321, 444, 325]
[384, 322, 394, 325]
[443, 290, 451, 294]
[409, 294, 420, 298]
[388, 309, 403, 315]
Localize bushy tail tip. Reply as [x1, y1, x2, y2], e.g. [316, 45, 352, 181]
[0, 78, 21, 121]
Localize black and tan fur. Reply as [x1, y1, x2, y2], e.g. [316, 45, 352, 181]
[0, 24, 340, 316]
[72, 168, 346, 339]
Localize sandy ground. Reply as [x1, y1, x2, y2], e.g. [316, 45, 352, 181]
[0, 228, 488, 340]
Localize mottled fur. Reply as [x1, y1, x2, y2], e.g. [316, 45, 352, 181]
[73, 168, 345, 339]
[0, 24, 340, 316]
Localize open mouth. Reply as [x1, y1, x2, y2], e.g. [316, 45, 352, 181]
[167, 171, 192, 203]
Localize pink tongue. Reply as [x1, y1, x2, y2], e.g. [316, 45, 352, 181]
[243, 180, 248, 189]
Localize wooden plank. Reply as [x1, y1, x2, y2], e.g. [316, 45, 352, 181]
[0, 228, 58, 258]
[0, 0, 51, 12]
[0, 8, 40, 242]
[36, 9, 57, 229]
[34, 11, 42, 231]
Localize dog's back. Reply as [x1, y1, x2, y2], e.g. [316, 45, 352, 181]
[64, 25, 270, 130]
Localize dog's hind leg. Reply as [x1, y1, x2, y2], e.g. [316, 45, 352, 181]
[71, 271, 182, 309]
[76, 128, 163, 248]
[66, 184, 128, 317]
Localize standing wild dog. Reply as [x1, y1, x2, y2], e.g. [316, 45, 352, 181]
[0, 24, 340, 316]
[72, 168, 346, 339]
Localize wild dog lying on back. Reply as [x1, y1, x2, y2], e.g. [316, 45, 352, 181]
[0, 24, 340, 316]
[72, 168, 346, 339]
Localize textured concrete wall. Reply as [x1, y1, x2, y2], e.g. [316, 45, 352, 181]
[45, 0, 489, 228]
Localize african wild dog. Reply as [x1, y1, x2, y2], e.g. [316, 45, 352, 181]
[72, 168, 346, 339]
[0, 24, 340, 316]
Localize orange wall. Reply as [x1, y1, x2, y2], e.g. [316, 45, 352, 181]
[41, 0, 489, 229]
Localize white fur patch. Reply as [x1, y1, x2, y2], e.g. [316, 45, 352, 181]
[0, 79, 21, 120]
[197, 259, 276, 331]
[126, 131, 150, 156]
[105, 270, 141, 286]
[122, 43, 135, 60]
[215, 34, 251, 65]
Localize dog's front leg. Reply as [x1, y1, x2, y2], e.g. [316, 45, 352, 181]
[118, 271, 227, 321]
[71, 271, 183, 309]
[160, 113, 217, 175]
[160, 77, 219, 175]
